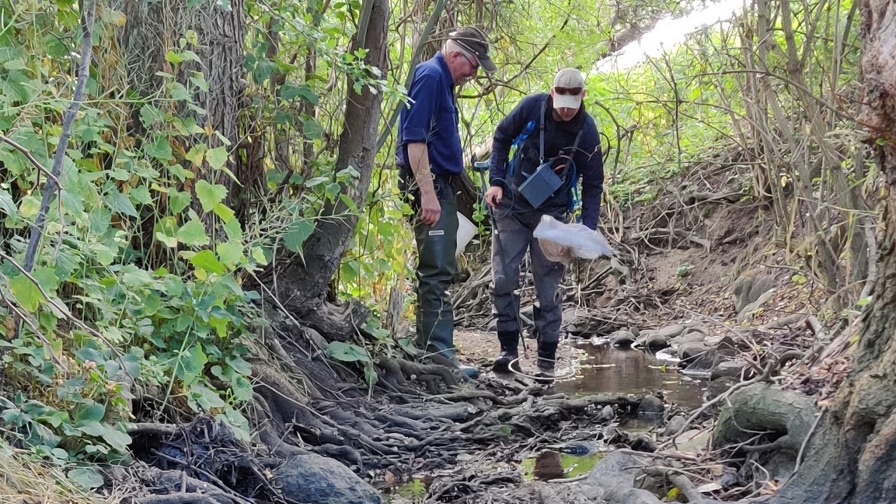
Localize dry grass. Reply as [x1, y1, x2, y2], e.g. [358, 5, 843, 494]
[0, 441, 124, 504]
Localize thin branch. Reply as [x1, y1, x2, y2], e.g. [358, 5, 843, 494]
[0, 136, 62, 187]
[23, 0, 96, 272]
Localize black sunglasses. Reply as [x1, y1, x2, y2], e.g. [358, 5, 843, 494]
[554, 86, 583, 95]
[459, 52, 479, 71]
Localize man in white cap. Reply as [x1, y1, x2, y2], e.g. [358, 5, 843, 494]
[484, 68, 604, 383]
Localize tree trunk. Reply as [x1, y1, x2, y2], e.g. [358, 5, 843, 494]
[764, 2, 896, 501]
[112, 0, 248, 203]
[277, 0, 389, 327]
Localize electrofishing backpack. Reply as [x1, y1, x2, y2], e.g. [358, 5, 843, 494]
[508, 96, 584, 210]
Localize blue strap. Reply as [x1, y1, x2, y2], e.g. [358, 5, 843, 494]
[568, 161, 578, 213]
[508, 119, 536, 178]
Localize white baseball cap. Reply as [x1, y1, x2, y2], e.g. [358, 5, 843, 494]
[552, 68, 585, 109]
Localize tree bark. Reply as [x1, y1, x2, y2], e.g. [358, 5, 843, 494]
[112, 0, 248, 203]
[763, 1, 896, 501]
[277, 0, 390, 324]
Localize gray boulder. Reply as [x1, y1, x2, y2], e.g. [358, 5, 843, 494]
[273, 454, 384, 504]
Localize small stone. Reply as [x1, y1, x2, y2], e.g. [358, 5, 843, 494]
[598, 405, 615, 422]
[656, 324, 685, 338]
[670, 331, 707, 347]
[638, 395, 665, 417]
[711, 360, 746, 380]
[664, 415, 687, 437]
[610, 330, 636, 348]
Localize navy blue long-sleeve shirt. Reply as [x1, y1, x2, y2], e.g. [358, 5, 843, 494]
[396, 53, 464, 175]
[489, 93, 604, 229]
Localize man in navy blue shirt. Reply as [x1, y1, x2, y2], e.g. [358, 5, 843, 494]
[397, 27, 496, 378]
[485, 68, 604, 383]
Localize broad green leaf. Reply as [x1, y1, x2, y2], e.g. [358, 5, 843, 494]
[0, 189, 16, 218]
[73, 402, 105, 423]
[91, 244, 117, 265]
[9, 275, 44, 311]
[101, 427, 131, 451]
[165, 49, 201, 64]
[214, 203, 235, 223]
[154, 216, 180, 247]
[195, 180, 228, 212]
[280, 83, 319, 104]
[283, 219, 315, 253]
[301, 117, 323, 140]
[206, 147, 229, 170]
[76, 420, 106, 437]
[325, 341, 369, 363]
[169, 190, 191, 215]
[68, 467, 104, 489]
[33, 268, 60, 293]
[177, 220, 209, 246]
[190, 384, 226, 409]
[251, 246, 269, 265]
[19, 195, 41, 219]
[145, 136, 173, 161]
[217, 242, 243, 266]
[190, 249, 226, 274]
[106, 187, 138, 217]
[177, 347, 208, 382]
[223, 217, 243, 241]
[184, 145, 206, 166]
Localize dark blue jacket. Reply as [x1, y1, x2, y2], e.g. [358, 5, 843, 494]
[396, 53, 464, 175]
[489, 93, 604, 229]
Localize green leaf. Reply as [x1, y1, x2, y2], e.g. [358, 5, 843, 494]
[190, 384, 226, 409]
[169, 190, 191, 215]
[280, 83, 319, 104]
[101, 427, 131, 451]
[184, 145, 206, 166]
[195, 180, 228, 212]
[145, 136, 173, 161]
[325, 341, 369, 363]
[76, 420, 106, 437]
[0, 189, 16, 218]
[213, 203, 235, 223]
[251, 246, 269, 265]
[301, 117, 324, 140]
[217, 242, 243, 266]
[106, 187, 139, 217]
[9, 275, 44, 312]
[283, 219, 315, 253]
[68, 467, 104, 489]
[73, 402, 105, 423]
[165, 49, 201, 64]
[32, 268, 59, 293]
[190, 249, 227, 274]
[177, 347, 208, 382]
[19, 195, 41, 219]
[177, 220, 210, 246]
[206, 147, 229, 170]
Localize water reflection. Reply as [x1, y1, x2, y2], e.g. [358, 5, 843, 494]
[554, 344, 706, 409]
[521, 450, 604, 481]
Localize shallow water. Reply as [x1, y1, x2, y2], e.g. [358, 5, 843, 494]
[554, 343, 706, 410]
[520, 450, 603, 481]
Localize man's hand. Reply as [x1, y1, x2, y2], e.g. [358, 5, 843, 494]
[419, 190, 441, 226]
[484, 186, 503, 209]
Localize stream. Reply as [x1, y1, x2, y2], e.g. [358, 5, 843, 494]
[521, 343, 707, 481]
[556, 343, 707, 410]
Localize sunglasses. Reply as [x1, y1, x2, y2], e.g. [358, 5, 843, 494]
[554, 86, 583, 95]
[459, 52, 479, 72]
